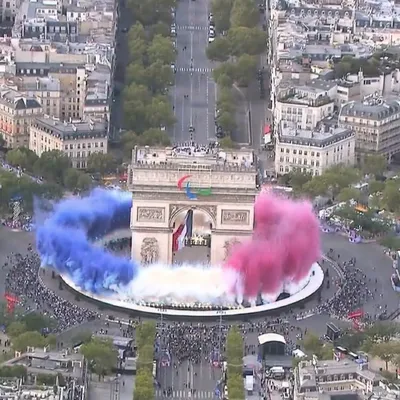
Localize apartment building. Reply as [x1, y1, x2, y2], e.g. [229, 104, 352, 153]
[15, 62, 86, 121]
[0, 87, 42, 148]
[83, 65, 110, 124]
[29, 116, 107, 169]
[275, 80, 336, 130]
[275, 121, 356, 176]
[338, 98, 400, 163]
[294, 359, 381, 400]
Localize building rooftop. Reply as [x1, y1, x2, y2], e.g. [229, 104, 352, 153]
[279, 121, 354, 147]
[0, 87, 41, 109]
[340, 98, 400, 121]
[132, 146, 256, 172]
[4, 348, 84, 379]
[33, 116, 107, 139]
[297, 359, 380, 390]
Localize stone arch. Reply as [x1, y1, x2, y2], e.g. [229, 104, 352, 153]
[169, 204, 217, 229]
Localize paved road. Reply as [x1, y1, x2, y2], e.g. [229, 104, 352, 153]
[171, 0, 217, 144]
[110, 0, 134, 137]
[157, 358, 220, 399]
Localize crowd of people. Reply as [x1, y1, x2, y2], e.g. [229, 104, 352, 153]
[154, 317, 300, 366]
[4, 247, 98, 332]
[317, 251, 382, 321]
[1, 214, 33, 232]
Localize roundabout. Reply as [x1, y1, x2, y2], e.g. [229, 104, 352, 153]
[58, 262, 324, 318]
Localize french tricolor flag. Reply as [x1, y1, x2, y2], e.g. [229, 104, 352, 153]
[172, 209, 193, 252]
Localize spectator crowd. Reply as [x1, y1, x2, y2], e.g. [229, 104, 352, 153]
[4, 247, 98, 332]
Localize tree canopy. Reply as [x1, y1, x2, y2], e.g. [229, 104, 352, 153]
[134, 321, 156, 400]
[122, 12, 176, 136]
[226, 326, 244, 400]
[80, 337, 118, 378]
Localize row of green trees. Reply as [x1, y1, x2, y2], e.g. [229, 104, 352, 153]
[334, 322, 400, 381]
[134, 321, 156, 400]
[1, 146, 121, 208]
[281, 155, 387, 201]
[80, 337, 118, 379]
[226, 327, 244, 400]
[208, 0, 266, 137]
[121, 0, 175, 157]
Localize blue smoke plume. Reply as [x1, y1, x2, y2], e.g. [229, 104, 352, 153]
[36, 189, 136, 293]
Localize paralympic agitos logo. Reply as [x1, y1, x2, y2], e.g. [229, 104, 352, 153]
[177, 175, 212, 200]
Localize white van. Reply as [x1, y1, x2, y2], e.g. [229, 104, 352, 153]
[269, 366, 285, 379]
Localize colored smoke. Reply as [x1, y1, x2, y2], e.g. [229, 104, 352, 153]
[225, 193, 321, 298]
[35, 189, 320, 303]
[36, 189, 137, 293]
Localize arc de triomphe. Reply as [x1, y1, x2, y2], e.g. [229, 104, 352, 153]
[127, 146, 257, 265]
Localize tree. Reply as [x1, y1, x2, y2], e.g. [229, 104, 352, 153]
[218, 136, 236, 148]
[216, 111, 236, 134]
[368, 180, 385, 194]
[19, 312, 53, 333]
[211, 0, 234, 32]
[146, 96, 176, 129]
[136, 321, 156, 349]
[337, 331, 367, 351]
[134, 370, 155, 400]
[5, 148, 38, 172]
[6, 322, 27, 339]
[213, 63, 236, 85]
[215, 73, 234, 88]
[380, 235, 400, 251]
[128, 38, 148, 64]
[121, 131, 141, 158]
[63, 168, 83, 191]
[147, 35, 176, 65]
[365, 322, 399, 343]
[137, 344, 154, 372]
[381, 180, 400, 212]
[362, 154, 387, 177]
[140, 129, 171, 146]
[127, 0, 175, 26]
[226, 326, 243, 372]
[217, 88, 236, 110]
[127, 23, 147, 63]
[145, 61, 174, 94]
[337, 187, 361, 202]
[286, 171, 313, 191]
[149, 22, 170, 38]
[13, 331, 46, 352]
[77, 173, 92, 191]
[126, 63, 147, 86]
[80, 337, 118, 378]
[45, 334, 57, 349]
[71, 331, 93, 345]
[86, 153, 117, 177]
[123, 84, 152, 132]
[302, 332, 323, 355]
[0, 134, 4, 148]
[33, 150, 70, 184]
[230, 0, 259, 28]
[370, 341, 400, 370]
[228, 27, 266, 56]
[206, 38, 231, 62]
[233, 54, 258, 87]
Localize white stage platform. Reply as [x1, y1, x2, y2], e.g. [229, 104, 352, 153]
[60, 263, 324, 317]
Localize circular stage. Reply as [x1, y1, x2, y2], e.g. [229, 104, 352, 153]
[59, 262, 324, 318]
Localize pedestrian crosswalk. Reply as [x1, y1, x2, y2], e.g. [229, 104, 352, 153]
[156, 390, 215, 399]
[177, 25, 208, 31]
[177, 67, 213, 73]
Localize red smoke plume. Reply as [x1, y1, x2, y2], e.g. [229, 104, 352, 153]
[224, 192, 321, 298]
